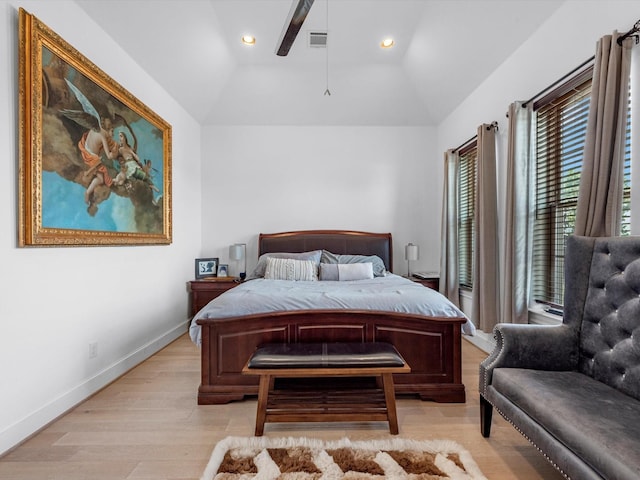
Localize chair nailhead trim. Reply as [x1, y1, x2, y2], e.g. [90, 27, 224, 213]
[486, 398, 572, 480]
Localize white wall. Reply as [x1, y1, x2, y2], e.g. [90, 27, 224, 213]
[4, 0, 638, 456]
[201, 126, 440, 275]
[0, 0, 202, 455]
[438, 0, 640, 325]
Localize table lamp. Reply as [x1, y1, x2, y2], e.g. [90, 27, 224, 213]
[229, 243, 246, 280]
[405, 243, 419, 277]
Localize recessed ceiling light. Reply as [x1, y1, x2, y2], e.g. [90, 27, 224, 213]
[380, 38, 395, 49]
[241, 35, 256, 46]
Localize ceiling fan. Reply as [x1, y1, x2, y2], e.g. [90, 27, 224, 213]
[275, 0, 315, 56]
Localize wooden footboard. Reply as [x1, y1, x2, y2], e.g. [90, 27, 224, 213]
[196, 310, 466, 404]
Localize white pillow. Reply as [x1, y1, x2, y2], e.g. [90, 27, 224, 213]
[338, 262, 374, 281]
[264, 257, 318, 281]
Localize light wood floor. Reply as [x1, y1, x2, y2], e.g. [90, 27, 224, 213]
[0, 334, 564, 480]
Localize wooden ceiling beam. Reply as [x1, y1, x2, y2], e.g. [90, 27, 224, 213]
[276, 0, 315, 56]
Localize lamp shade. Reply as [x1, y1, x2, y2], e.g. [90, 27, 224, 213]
[405, 243, 419, 261]
[229, 243, 245, 261]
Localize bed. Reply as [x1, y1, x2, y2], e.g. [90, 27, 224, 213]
[190, 230, 473, 405]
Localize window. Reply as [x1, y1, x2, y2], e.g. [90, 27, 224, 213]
[458, 143, 477, 290]
[532, 71, 632, 307]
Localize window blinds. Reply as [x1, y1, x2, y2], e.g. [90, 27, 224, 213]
[532, 76, 631, 306]
[458, 143, 477, 290]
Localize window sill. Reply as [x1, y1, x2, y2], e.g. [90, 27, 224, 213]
[528, 304, 563, 325]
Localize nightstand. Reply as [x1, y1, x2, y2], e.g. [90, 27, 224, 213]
[410, 275, 439, 291]
[188, 278, 239, 317]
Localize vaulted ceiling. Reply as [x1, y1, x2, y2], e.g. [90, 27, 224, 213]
[76, 0, 563, 126]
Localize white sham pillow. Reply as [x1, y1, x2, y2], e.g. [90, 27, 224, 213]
[248, 250, 322, 279]
[264, 257, 318, 281]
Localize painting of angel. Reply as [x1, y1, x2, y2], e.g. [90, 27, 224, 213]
[19, 9, 172, 246]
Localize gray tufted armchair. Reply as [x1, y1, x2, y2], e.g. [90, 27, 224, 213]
[479, 235, 640, 480]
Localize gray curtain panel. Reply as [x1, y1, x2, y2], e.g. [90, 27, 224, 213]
[439, 149, 461, 306]
[502, 102, 534, 324]
[575, 31, 632, 236]
[472, 124, 500, 333]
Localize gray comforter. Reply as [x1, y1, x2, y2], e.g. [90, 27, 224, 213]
[189, 273, 474, 346]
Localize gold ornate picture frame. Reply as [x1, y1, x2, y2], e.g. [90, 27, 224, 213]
[18, 9, 172, 246]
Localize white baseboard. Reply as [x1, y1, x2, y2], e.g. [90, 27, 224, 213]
[463, 330, 496, 354]
[0, 322, 188, 457]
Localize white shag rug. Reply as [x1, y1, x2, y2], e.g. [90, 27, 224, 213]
[201, 436, 488, 480]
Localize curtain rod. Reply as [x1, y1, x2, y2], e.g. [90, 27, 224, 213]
[453, 135, 476, 153]
[452, 122, 498, 152]
[522, 56, 594, 107]
[617, 19, 640, 45]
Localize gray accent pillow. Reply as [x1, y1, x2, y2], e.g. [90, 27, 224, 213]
[319, 263, 339, 281]
[319, 262, 374, 281]
[248, 250, 322, 279]
[321, 251, 387, 277]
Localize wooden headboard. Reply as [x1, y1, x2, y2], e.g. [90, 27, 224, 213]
[259, 230, 393, 271]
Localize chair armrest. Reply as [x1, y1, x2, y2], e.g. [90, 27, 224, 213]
[479, 323, 578, 396]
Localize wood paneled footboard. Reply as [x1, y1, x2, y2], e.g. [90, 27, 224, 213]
[196, 310, 466, 405]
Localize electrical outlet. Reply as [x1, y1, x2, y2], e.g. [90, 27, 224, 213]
[89, 342, 98, 359]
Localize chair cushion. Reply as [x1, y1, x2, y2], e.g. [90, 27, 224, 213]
[247, 342, 405, 369]
[491, 368, 640, 480]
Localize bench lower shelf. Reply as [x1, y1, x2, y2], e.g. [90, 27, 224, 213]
[264, 387, 392, 424]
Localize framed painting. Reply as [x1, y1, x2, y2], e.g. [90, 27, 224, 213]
[18, 9, 172, 246]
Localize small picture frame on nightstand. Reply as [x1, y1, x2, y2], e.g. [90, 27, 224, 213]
[217, 264, 228, 277]
[195, 257, 218, 279]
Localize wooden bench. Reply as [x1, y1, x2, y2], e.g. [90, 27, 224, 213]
[242, 342, 411, 436]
